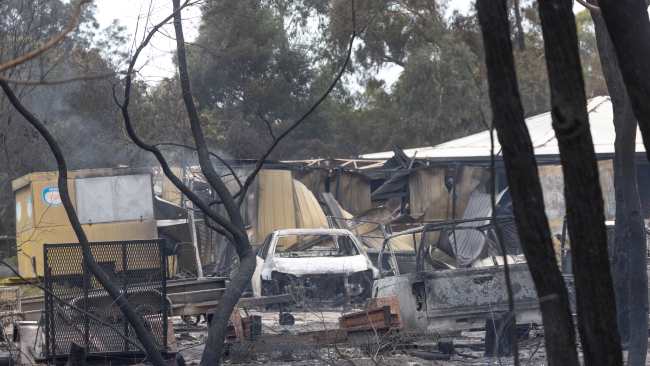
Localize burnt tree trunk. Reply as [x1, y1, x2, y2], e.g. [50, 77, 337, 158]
[537, 2, 622, 366]
[116, 2, 353, 364]
[66, 343, 87, 366]
[513, 0, 525, 50]
[598, 0, 650, 162]
[476, 1, 579, 366]
[170, 1, 257, 365]
[591, 12, 647, 365]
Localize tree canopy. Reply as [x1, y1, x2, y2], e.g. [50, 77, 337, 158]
[142, 0, 607, 159]
[0, 0, 609, 236]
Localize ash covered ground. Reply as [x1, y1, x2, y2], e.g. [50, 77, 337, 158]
[175, 311, 550, 366]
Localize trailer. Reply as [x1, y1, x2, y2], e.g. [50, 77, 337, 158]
[372, 218, 561, 334]
[12, 168, 159, 279]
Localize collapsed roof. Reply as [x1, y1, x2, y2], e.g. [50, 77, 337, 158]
[360, 96, 645, 160]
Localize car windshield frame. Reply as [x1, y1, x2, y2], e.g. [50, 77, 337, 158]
[271, 233, 361, 258]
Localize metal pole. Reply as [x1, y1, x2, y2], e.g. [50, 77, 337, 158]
[187, 176, 204, 279]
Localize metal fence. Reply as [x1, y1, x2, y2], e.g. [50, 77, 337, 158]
[0, 286, 20, 344]
[43, 240, 168, 360]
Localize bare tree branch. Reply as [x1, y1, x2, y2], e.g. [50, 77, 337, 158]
[0, 0, 92, 73]
[0, 71, 122, 86]
[170, 1, 259, 365]
[113, 5, 254, 362]
[172, 0, 246, 231]
[112, 0, 358, 363]
[154, 142, 243, 189]
[256, 112, 277, 139]
[235, 2, 358, 206]
[576, 0, 601, 13]
[205, 220, 234, 243]
[116, 0, 242, 240]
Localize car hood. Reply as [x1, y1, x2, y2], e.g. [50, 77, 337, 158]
[264, 255, 371, 277]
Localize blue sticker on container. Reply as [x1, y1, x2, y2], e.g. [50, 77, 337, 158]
[41, 186, 62, 207]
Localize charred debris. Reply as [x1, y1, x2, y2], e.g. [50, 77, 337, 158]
[3, 116, 650, 364]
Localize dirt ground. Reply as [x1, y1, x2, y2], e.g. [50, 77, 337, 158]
[175, 311, 549, 366]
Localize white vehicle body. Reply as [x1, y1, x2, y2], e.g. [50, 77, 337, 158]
[252, 228, 379, 299]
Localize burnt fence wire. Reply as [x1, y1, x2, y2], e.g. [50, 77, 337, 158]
[43, 240, 169, 359]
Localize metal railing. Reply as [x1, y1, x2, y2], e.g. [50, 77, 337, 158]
[43, 240, 169, 360]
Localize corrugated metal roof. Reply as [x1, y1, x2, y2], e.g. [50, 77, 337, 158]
[360, 96, 645, 159]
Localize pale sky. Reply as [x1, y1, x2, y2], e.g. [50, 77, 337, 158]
[95, 0, 202, 82]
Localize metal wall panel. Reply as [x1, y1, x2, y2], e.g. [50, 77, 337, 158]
[424, 263, 539, 317]
[76, 175, 154, 224]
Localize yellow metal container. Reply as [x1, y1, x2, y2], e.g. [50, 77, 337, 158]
[13, 168, 158, 278]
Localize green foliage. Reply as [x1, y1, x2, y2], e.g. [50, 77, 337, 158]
[0, 0, 613, 240]
[184, 0, 317, 157]
[150, 0, 608, 158]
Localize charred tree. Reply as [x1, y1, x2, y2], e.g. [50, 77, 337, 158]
[512, 0, 525, 50]
[0, 81, 166, 366]
[476, 1, 579, 366]
[113, 1, 356, 364]
[537, 2, 622, 366]
[590, 9, 647, 365]
[597, 0, 650, 163]
[116, 9, 252, 362]
[170, 1, 256, 364]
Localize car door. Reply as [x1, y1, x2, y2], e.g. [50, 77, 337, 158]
[251, 234, 274, 297]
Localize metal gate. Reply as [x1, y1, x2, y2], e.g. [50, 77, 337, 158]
[43, 240, 169, 359]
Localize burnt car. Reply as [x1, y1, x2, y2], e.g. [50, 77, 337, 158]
[251, 228, 379, 305]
